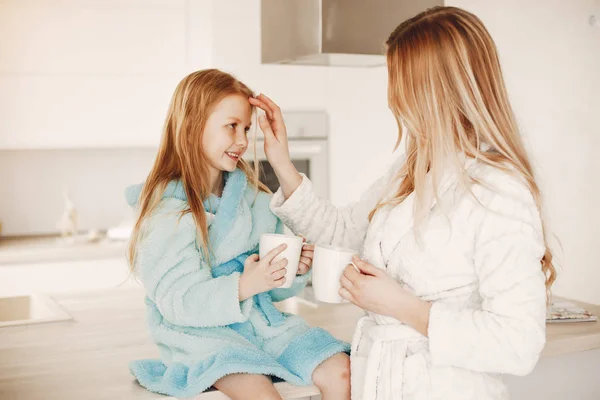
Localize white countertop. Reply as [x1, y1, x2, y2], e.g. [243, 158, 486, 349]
[0, 288, 598, 400]
[0, 235, 127, 265]
[0, 288, 362, 400]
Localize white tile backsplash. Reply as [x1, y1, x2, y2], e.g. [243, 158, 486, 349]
[0, 148, 157, 236]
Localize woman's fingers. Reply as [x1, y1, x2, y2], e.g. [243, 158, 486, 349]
[339, 287, 356, 304]
[249, 97, 274, 121]
[256, 93, 279, 114]
[340, 273, 354, 290]
[352, 255, 380, 276]
[258, 114, 277, 142]
[255, 94, 286, 132]
[343, 263, 361, 284]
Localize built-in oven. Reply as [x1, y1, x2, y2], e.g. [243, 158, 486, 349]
[244, 110, 329, 202]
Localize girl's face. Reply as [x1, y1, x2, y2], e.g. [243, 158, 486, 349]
[202, 94, 252, 174]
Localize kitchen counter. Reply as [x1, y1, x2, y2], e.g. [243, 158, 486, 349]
[0, 235, 127, 265]
[0, 289, 598, 400]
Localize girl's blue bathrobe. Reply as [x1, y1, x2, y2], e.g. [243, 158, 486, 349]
[125, 168, 350, 398]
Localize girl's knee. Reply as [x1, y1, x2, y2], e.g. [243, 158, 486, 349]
[313, 353, 351, 388]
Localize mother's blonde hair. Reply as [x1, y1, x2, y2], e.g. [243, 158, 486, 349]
[371, 6, 556, 290]
[127, 69, 268, 270]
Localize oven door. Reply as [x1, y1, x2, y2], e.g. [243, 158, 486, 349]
[243, 139, 329, 200]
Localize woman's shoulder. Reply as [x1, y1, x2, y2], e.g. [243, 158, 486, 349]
[469, 162, 536, 205]
[466, 162, 541, 228]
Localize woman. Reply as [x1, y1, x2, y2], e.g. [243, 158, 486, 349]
[250, 6, 556, 400]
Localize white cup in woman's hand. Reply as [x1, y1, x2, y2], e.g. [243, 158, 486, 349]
[312, 245, 357, 303]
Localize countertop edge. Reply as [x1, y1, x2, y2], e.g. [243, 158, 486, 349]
[542, 329, 600, 357]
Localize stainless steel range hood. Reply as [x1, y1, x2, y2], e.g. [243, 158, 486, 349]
[261, 0, 442, 67]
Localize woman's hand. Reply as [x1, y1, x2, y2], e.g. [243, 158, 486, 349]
[339, 255, 406, 317]
[339, 255, 432, 336]
[248, 94, 302, 199]
[248, 94, 291, 168]
[239, 244, 288, 301]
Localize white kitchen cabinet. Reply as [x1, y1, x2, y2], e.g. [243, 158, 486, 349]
[0, 1, 188, 75]
[0, 0, 213, 149]
[0, 257, 140, 297]
[0, 75, 181, 148]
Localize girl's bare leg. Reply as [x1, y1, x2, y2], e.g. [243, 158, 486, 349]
[312, 353, 351, 400]
[213, 373, 282, 400]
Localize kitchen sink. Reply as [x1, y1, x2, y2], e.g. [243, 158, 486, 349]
[0, 294, 72, 327]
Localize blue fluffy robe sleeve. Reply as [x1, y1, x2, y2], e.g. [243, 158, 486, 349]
[136, 199, 254, 327]
[268, 273, 311, 303]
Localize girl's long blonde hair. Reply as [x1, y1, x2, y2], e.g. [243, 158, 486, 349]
[371, 6, 556, 290]
[127, 69, 269, 270]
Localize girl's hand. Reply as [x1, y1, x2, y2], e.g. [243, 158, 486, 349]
[248, 94, 291, 169]
[239, 244, 288, 301]
[297, 239, 314, 275]
[339, 255, 432, 336]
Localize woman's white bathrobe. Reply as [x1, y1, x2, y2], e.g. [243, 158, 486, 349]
[270, 155, 547, 400]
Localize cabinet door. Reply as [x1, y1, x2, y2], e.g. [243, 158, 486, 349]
[0, 258, 138, 296]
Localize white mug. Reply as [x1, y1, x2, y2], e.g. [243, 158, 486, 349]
[312, 244, 357, 303]
[259, 234, 304, 289]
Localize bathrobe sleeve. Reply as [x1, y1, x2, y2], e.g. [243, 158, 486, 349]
[270, 155, 406, 251]
[269, 273, 311, 303]
[135, 199, 254, 327]
[428, 171, 547, 376]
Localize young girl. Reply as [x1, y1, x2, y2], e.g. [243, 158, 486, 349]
[126, 69, 350, 400]
[253, 6, 556, 400]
